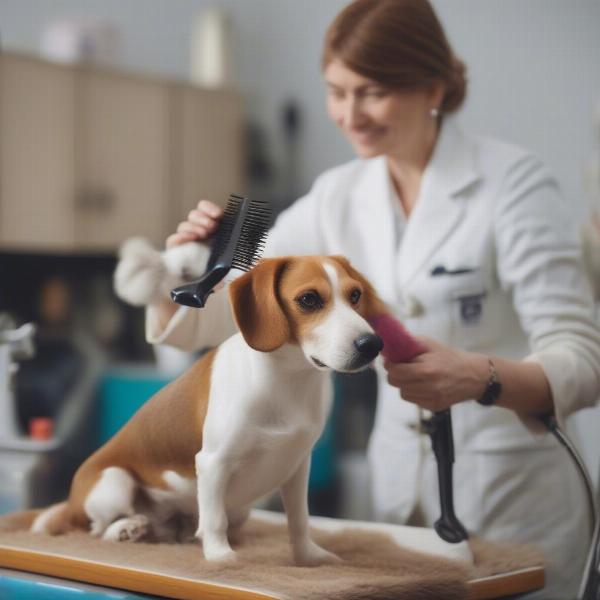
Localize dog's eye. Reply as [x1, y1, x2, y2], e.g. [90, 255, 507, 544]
[297, 291, 323, 311]
[350, 288, 362, 305]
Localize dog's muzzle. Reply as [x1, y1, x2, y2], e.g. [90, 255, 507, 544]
[348, 333, 384, 370]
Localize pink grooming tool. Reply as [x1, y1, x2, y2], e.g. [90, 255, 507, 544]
[370, 313, 469, 544]
[368, 313, 426, 362]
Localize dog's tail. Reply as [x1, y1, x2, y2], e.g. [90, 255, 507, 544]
[30, 501, 71, 535]
[0, 508, 42, 533]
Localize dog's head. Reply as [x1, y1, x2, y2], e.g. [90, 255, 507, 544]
[229, 256, 386, 373]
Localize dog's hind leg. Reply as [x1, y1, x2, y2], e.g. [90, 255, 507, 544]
[102, 514, 149, 542]
[84, 466, 138, 538]
[167, 513, 197, 543]
[31, 501, 70, 535]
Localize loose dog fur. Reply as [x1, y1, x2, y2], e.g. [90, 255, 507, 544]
[32, 253, 386, 566]
[112, 237, 209, 307]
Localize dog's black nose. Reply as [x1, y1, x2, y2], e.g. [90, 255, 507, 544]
[353, 334, 384, 363]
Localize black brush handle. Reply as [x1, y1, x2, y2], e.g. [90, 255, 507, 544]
[421, 409, 469, 543]
[170, 265, 229, 308]
[170, 193, 270, 310]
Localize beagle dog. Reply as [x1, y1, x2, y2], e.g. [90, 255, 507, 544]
[32, 255, 385, 566]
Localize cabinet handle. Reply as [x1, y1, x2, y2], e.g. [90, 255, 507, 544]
[76, 187, 115, 213]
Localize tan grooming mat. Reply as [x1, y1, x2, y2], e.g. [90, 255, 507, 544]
[0, 512, 544, 600]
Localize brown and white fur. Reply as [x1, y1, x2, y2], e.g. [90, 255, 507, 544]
[32, 255, 386, 566]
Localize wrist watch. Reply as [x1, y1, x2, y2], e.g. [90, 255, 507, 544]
[477, 358, 502, 406]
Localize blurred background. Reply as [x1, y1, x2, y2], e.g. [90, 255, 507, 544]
[0, 0, 599, 521]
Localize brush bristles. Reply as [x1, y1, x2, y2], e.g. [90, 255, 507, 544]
[208, 195, 270, 272]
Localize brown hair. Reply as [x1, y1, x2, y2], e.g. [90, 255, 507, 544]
[322, 0, 467, 113]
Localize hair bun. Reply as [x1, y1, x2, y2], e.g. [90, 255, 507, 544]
[442, 57, 467, 113]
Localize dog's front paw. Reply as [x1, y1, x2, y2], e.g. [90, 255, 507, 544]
[203, 544, 238, 563]
[294, 540, 342, 567]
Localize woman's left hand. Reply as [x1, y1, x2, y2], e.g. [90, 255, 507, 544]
[383, 337, 488, 412]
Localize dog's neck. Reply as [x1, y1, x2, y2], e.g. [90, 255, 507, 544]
[249, 341, 321, 375]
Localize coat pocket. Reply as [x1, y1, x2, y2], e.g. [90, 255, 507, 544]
[443, 270, 490, 349]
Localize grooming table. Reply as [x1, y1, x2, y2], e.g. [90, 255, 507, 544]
[0, 510, 544, 600]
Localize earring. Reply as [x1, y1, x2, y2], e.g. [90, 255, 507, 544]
[430, 107, 440, 119]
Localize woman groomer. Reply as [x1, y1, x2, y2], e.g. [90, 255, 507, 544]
[148, 1, 600, 597]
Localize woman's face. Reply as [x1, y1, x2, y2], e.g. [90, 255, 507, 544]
[324, 59, 443, 161]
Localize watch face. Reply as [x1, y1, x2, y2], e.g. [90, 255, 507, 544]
[478, 380, 502, 406]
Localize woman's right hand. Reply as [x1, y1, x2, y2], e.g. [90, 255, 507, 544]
[166, 200, 224, 249]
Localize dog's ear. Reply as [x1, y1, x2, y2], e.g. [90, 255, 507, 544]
[229, 258, 291, 352]
[330, 255, 389, 317]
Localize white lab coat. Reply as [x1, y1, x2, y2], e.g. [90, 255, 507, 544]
[147, 119, 600, 598]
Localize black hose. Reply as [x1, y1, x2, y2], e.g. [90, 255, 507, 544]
[538, 413, 599, 600]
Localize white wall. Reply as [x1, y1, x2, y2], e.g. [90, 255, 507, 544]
[2, 0, 600, 481]
[3, 1, 598, 214]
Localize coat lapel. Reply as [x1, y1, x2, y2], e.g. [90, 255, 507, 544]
[398, 119, 482, 287]
[351, 157, 398, 302]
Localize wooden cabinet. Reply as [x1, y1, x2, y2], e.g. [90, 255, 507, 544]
[74, 70, 171, 251]
[174, 86, 244, 228]
[0, 54, 76, 251]
[0, 51, 244, 253]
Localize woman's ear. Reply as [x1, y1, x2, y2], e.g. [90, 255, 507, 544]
[331, 255, 389, 317]
[228, 258, 291, 352]
[429, 80, 446, 111]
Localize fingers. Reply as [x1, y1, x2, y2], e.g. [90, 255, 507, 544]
[166, 232, 198, 249]
[165, 200, 224, 249]
[196, 199, 223, 219]
[383, 360, 426, 387]
[187, 200, 223, 236]
[400, 392, 447, 412]
[384, 359, 447, 410]
[384, 358, 458, 411]
[413, 335, 437, 350]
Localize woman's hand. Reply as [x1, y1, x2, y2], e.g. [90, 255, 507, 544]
[166, 200, 223, 249]
[383, 337, 489, 412]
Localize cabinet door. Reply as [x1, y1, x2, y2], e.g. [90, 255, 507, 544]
[0, 54, 76, 251]
[75, 71, 170, 251]
[175, 87, 244, 222]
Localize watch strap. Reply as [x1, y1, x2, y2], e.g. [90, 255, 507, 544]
[477, 358, 502, 406]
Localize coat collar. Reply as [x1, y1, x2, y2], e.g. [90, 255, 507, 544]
[352, 157, 398, 302]
[425, 117, 481, 198]
[397, 118, 482, 286]
[351, 119, 481, 297]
